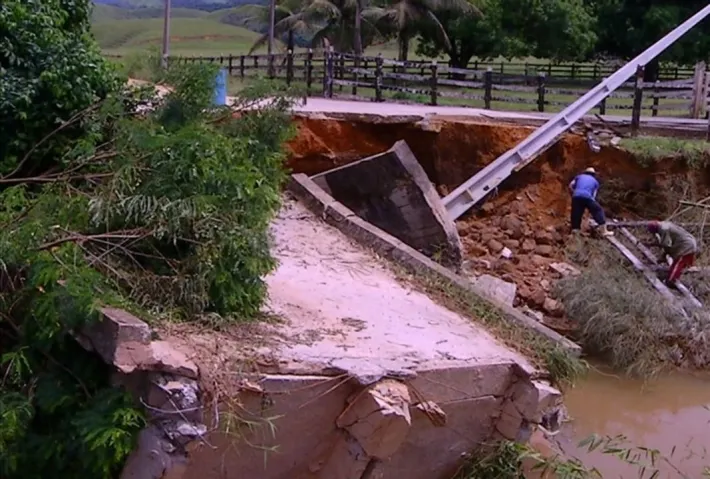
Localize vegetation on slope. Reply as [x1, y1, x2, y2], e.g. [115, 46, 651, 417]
[94, 0, 710, 75]
[1, 0, 296, 476]
[91, 3, 208, 22]
[92, 17, 261, 53]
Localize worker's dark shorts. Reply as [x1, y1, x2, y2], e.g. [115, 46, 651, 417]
[570, 196, 606, 230]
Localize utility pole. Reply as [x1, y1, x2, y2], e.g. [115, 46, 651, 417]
[267, 0, 276, 76]
[161, 0, 172, 68]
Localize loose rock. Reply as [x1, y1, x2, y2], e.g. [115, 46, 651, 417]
[534, 244, 554, 257]
[487, 239, 504, 253]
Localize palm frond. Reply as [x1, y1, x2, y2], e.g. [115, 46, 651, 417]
[423, 9, 452, 51]
[247, 33, 271, 55]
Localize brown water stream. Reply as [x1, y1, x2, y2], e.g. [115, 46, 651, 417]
[558, 367, 710, 478]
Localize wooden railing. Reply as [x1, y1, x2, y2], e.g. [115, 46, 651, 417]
[159, 52, 698, 83]
[110, 51, 710, 122]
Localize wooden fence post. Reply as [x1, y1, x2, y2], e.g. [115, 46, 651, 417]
[325, 47, 335, 98]
[337, 55, 344, 92]
[375, 53, 383, 102]
[652, 80, 660, 117]
[352, 55, 360, 96]
[268, 53, 275, 79]
[483, 67, 493, 109]
[430, 61, 438, 106]
[631, 65, 644, 136]
[690, 61, 708, 119]
[239, 55, 245, 79]
[227, 55, 233, 76]
[536, 73, 546, 113]
[599, 98, 607, 115]
[323, 49, 329, 97]
[305, 49, 313, 97]
[286, 50, 294, 85]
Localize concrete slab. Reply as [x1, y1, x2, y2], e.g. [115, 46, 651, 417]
[264, 198, 533, 379]
[311, 140, 463, 267]
[163, 198, 557, 479]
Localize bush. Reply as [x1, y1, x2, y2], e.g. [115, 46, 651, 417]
[556, 239, 678, 377]
[0, 1, 298, 476]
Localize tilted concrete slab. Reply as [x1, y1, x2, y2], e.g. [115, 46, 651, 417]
[311, 140, 463, 267]
[165, 198, 560, 479]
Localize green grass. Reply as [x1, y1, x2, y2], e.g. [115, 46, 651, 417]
[91, 4, 207, 22]
[619, 136, 710, 167]
[93, 17, 262, 55]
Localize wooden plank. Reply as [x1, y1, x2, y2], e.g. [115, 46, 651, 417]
[616, 224, 703, 308]
[438, 78, 484, 88]
[589, 221, 684, 310]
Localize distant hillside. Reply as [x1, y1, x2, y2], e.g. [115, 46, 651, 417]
[92, 4, 207, 21]
[94, 0, 254, 12]
[93, 17, 263, 55]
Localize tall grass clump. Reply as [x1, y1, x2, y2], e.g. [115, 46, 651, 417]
[556, 241, 679, 377]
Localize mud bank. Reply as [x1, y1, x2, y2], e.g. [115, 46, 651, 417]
[287, 113, 710, 331]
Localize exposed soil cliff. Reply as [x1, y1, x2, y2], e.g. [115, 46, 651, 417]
[287, 114, 710, 332]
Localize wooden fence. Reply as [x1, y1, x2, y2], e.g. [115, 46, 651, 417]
[162, 51, 698, 83]
[112, 51, 710, 125]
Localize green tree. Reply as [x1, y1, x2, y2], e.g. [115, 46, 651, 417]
[0, 0, 120, 172]
[1, 0, 298, 477]
[416, 0, 596, 68]
[588, 0, 710, 80]
[237, 0, 382, 53]
[364, 0, 480, 61]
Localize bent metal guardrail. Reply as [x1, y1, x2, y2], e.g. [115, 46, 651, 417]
[441, 4, 710, 221]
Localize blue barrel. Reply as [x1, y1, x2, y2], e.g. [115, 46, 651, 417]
[213, 68, 227, 106]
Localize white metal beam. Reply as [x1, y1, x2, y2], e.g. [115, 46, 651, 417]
[442, 4, 710, 220]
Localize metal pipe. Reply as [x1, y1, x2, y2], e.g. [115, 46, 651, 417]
[443, 4, 710, 220]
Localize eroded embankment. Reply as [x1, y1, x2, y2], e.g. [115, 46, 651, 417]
[287, 114, 710, 334]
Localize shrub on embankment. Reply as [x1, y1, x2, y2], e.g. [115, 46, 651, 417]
[556, 237, 710, 378]
[0, 1, 296, 476]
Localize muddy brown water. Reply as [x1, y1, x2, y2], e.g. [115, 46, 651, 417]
[558, 366, 710, 477]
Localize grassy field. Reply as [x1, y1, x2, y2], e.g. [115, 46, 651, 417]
[93, 5, 424, 57]
[93, 17, 265, 55]
[99, 4, 694, 117]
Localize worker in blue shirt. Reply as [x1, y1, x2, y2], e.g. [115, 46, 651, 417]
[568, 167, 613, 236]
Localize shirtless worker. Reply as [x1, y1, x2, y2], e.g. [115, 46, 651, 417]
[647, 220, 699, 286]
[568, 167, 613, 236]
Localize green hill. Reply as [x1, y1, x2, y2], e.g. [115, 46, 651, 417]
[93, 17, 263, 55]
[92, 4, 207, 21]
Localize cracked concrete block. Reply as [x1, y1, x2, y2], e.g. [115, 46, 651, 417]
[79, 308, 151, 361]
[495, 400, 524, 441]
[509, 380, 562, 423]
[148, 341, 199, 379]
[337, 380, 412, 459]
[316, 432, 371, 479]
[120, 426, 187, 479]
[311, 140, 463, 267]
[470, 274, 517, 307]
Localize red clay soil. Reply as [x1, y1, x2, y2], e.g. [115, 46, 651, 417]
[286, 115, 709, 332]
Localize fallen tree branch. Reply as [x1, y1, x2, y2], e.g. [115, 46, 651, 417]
[37, 229, 148, 251]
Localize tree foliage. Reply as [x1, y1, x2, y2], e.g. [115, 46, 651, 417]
[1, 1, 297, 477]
[365, 0, 480, 61]
[416, 0, 596, 67]
[590, 0, 710, 65]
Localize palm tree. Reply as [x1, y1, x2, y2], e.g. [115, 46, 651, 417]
[235, 0, 307, 53]
[364, 0, 480, 61]
[239, 0, 381, 53]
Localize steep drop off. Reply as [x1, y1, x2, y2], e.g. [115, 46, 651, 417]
[287, 114, 710, 332]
